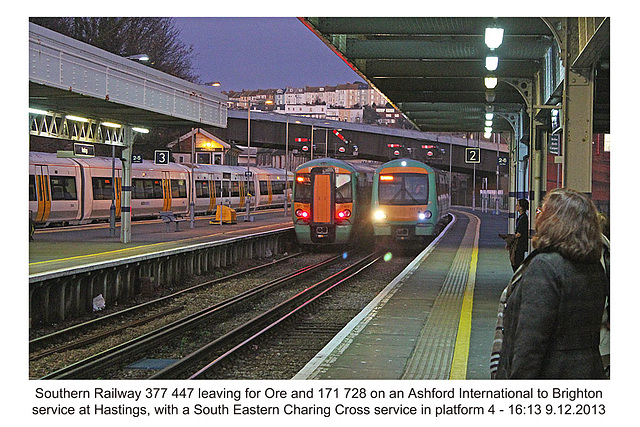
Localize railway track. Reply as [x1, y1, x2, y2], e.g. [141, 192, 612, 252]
[38, 250, 377, 379]
[30, 252, 305, 356]
[153, 250, 382, 379]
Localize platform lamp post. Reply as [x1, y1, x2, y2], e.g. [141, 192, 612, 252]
[246, 99, 273, 221]
[99, 121, 124, 238]
[284, 114, 290, 217]
[310, 124, 314, 160]
[189, 81, 222, 227]
[190, 128, 196, 228]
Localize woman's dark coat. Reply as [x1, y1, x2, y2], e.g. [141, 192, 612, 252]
[495, 251, 607, 379]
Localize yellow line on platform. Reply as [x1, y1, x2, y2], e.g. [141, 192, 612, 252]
[29, 223, 283, 266]
[28, 242, 168, 266]
[449, 213, 480, 380]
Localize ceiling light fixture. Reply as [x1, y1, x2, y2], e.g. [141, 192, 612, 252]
[29, 108, 49, 115]
[485, 90, 496, 103]
[485, 55, 499, 71]
[101, 122, 122, 128]
[484, 76, 498, 89]
[66, 115, 89, 122]
[485, 27, 504, 50]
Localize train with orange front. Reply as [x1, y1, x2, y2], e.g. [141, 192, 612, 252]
[292, 158, 376, 246]
[371, 158, 450, 244]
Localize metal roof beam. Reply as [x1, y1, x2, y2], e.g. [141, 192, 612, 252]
[366, 59, 539, 78]
[307, 17, 553, 37]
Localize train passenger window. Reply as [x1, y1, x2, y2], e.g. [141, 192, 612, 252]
[195, 180, 210, 198]
[171, 179, 187, 198]
[92, 177, 114, 200]
[29, 175, 37, 201]
[335, 174, 352, 203]
[378, 173, 428, 205]
[222, 181, 230, 197]
[49, 176, 77, 200]
[132, 178, 163, 199]
[272, 182, 285, 195]
[259, 181, 269, 195]
[215, 181, 222, 197]
[248, 181, 255, 196]
[231, 181, 240, 197]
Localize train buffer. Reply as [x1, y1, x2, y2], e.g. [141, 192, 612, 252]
[210, 205, 237, 225]
[159, 211, 187, 231]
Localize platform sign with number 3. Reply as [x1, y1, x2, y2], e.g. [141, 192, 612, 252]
[154, 150, 170, 165]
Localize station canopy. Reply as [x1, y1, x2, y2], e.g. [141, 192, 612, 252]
[29, 23, 227, 136]
[300, 17, 609, 135]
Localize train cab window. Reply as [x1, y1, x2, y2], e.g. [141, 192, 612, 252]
[195, 180, 210, 198]
[92, 177, 115, 200]
[378, 173, 428, 205]
[29, 175, 37, 201]
[49, 176, 77, 200]
[335, 174, 352, 203]
[294, 174, 311, 202]
[132, 178, 163, 199]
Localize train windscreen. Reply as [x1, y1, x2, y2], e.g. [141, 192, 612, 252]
[378, 173, 428, 205]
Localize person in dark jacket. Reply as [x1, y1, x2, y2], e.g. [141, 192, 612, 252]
[512, 198, 529, 271]
[495, 188, 607, 379]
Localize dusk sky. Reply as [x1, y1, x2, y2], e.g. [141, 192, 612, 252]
[172, 17, 362, 92]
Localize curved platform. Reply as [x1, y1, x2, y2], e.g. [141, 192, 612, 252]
[294, 208, 512, 380]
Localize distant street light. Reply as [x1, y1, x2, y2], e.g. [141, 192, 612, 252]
[126, 54, 149, 62]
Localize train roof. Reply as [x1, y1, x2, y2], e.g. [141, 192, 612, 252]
[29, 152, 287, 176]
[30, 151, 187, 173]
[295, 157, 378, 175]
[375, 158, 435, 173]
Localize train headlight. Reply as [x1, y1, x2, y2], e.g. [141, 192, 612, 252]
[374, 210, 387, 221]
[419, 210, 432, 220]
[295, 209, 309, 219]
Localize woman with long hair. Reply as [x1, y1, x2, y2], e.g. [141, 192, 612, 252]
[494, 188, 607, 379]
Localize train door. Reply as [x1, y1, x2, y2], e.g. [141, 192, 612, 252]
[32, 165, 51, 224]
[311, 167, 335, 242]
[208, 175, 217, 214]
[162, 171, 172, 212]
[267, 175, 273, 206]
[239, 178, 246, 209]
[221, 174, 231, 207]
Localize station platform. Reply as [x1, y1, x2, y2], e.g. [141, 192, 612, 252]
[294, 207, 512, 380]
[29, 209, 293, 277]
[29, 205, 514, 381]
